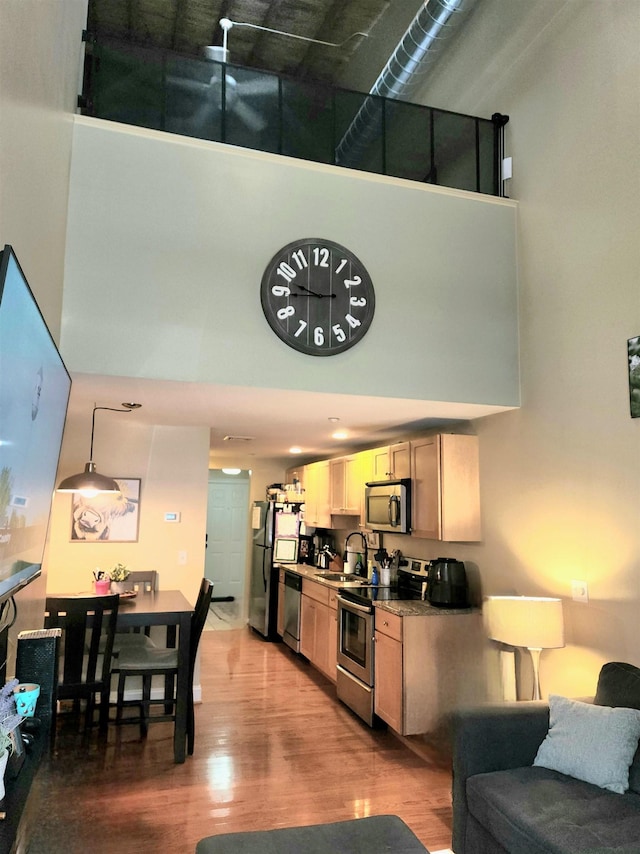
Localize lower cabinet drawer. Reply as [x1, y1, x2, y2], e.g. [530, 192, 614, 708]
[375, 609, 402, 642]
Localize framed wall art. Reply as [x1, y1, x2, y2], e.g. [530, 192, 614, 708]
[70, 478, 141, 542]
[628, 336, 640, 418]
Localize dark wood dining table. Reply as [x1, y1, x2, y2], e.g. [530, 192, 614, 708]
[50, 588, 194, 763]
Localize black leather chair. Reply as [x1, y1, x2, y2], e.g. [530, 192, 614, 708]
[44, 594, 120, 733]
[112, 578, 213, 753]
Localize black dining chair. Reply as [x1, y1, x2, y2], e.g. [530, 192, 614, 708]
[45, 594, 120, 733]
[111, 570, 159, 652]
[112, 578, 213, 753]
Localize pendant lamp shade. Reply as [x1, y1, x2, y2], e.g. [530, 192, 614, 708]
[56, 462, 120, 497]
[56, 403, 140, 497]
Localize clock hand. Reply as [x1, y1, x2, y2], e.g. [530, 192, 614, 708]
[295, 284, 325, 297]
[292, 288, 337, 299]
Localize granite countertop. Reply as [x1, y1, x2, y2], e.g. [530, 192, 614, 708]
[374, 600, 475, 617]
[277, 563, 476, 617]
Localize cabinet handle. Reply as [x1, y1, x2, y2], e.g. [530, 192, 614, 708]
[382, 620, 389, 626]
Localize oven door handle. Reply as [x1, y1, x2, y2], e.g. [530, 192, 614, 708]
[337, 595, 373, 614]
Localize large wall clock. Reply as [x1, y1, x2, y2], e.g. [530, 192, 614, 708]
[260, 238, 375, 356]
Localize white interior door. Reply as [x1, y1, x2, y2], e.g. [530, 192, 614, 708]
[205, 471, 250, 601]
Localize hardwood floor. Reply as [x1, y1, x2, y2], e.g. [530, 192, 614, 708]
[27, 628, 454, 853]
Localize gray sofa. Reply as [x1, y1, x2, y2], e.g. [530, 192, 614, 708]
[452, 662, 640, 854]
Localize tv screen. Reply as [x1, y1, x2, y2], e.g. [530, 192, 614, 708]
[0, 245, 71, 605]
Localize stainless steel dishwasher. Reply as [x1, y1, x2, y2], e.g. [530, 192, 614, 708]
[282, 571, 302, 652]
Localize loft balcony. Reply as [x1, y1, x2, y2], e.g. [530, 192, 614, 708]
[80, 35, 508, 197]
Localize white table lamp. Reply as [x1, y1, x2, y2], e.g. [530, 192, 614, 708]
[484, 596, 565, 700]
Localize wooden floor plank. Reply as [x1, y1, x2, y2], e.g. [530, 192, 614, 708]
[27, 627, 454, 852]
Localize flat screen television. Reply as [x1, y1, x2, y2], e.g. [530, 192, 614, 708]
[0, 245, 71, 606]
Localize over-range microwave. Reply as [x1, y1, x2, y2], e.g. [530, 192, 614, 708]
[364, 479, 411, 534]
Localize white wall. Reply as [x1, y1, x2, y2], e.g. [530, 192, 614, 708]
[0, 0, 87, 339]
[61, 118, 519, 409]
[360, 0, 640, 699]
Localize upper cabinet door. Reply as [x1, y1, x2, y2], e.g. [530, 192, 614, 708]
[371, 442, 410, 481]
[411, 434, 481, 541]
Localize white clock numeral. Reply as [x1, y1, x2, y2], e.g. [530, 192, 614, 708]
[277, 305, 295, 320]
[294, 320, 308, 338]
[272, 285, 290, 297]
[349, 296, 366, 307]
[344, 275, 361, 289]
[334, 259, 347, 275]
[314, 327, 325, 346]
[345, 314, 361, 329]
[291, 250, 308, 270]
[277, 262, 297, 284]
[332, 324, 346, 343]
[313, 247, 330, 267]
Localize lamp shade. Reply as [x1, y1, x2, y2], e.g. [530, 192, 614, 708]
[484, 596, 565, 650]
[56, 462, 120, 496]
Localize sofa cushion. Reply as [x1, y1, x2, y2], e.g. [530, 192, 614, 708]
[195, 815, 428, 854]
[467, 765, 640, 854]
[595, 662, 640, 795]
[533, 694, 640, 793]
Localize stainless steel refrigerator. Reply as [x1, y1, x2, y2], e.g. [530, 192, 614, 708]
[249, 501, 301, 639]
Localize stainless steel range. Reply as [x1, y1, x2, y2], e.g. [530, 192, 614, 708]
[336, 559, 430, 726]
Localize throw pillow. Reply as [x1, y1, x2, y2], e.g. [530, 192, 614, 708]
[533, 694, 640, 794]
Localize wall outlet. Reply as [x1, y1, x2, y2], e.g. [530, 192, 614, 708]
[571, 580, 589, 603]
[178, 550, 187, 566]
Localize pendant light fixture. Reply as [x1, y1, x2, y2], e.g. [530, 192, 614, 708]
[57, 402, 141, 498]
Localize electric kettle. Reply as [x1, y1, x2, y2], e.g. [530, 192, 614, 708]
[427, 557, 469, 608]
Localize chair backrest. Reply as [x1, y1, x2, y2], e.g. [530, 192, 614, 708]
[127, 570, 158, 594]
[189, 578, 214, 674]
[44, 594, 119, 699]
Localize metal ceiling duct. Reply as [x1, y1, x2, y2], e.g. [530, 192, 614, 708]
[335, 0, 478, 167]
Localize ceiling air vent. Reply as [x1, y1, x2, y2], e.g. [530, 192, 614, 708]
[223, 435, 254, 442]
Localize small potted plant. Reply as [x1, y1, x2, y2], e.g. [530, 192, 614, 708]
[109, 563, 132, 594]
[0, 678, 22, 799]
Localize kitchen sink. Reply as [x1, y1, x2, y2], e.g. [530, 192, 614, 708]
[314, 572, 365, 583]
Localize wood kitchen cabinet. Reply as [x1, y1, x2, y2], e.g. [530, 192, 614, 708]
[300, 579, 337, 682]
[303, 460, 331, 528]
[374, 608, 485, 735]
[411, 433, 481, 541]
[373, 611, 403, 732]
[371, 442, 411, 481]
[330, 454, 363, 516]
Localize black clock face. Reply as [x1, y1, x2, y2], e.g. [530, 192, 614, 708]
[260, 238, 375, 356]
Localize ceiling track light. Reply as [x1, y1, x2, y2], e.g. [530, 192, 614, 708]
[56, 403, 141, 497]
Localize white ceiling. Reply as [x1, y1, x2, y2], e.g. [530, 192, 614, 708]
[67, 372, 512, 469]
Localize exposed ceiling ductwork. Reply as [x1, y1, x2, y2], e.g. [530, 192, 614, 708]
[336, 0, 479, 167]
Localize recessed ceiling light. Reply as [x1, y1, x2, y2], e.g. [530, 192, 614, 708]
[328, 416, 340, 423]
[332, 430, 348, 440]
[222, 468, 241, 475]
[289, 446, 302, 454]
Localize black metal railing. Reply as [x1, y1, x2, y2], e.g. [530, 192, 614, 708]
[80, 34, 508, 197]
